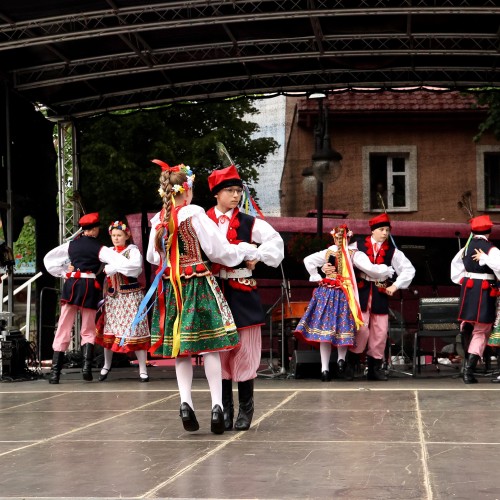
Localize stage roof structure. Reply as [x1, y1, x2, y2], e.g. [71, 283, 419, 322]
[1, 1, 500, 119]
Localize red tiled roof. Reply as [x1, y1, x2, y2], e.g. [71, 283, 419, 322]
[297, 90, 481, 113]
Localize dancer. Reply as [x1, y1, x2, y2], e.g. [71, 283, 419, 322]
[206, 164, 284, 431]
[43, 212, 133, 383]
[146, 160, 258, 434]
[95, 220, 151, 382]
[350, 213, 415, 381]
[487, 284, 500, 382]
[451, 215, 499, 383]
[299, 225, 394, 381]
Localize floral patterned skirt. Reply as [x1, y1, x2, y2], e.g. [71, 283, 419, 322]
[294, 284, 356, 347]
[150, 274, 239, 358]
[95, 289, 150, 353]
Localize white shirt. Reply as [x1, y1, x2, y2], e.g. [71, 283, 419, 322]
[451, 235, 500, 283]
[43, 240, 134, 278]
[146, 205, 258, 267]
[103, 244, 143, 278]
[212, 207, 284, 268]
[307, 243, 395, 283]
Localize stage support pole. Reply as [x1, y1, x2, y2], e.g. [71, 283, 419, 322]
[3, 82, 14, 328]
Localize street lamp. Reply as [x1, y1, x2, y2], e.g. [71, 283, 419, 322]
[308, 94, 343, 237]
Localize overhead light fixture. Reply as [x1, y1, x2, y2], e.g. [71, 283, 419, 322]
[312, 147, 342, 183]
[308, 92, 327, 99]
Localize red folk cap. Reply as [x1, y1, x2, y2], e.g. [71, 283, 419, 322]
[208, 164, 243, 194]
[79, 212, 100, 230]
[369, 213, 391, 230]
[470, 214, 493, 233]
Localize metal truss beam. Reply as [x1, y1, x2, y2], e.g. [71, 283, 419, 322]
[46, 66, 497, 118]
[13, 34, 500, 90]
[1, 1, 500, 117]
[56, 121, 80, 243]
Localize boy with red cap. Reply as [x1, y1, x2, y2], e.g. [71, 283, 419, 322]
[350, 213, 415, 380]
[451, 214, 500, 383]
[207, 164, 284, 431]
[44, 212, 136, 384]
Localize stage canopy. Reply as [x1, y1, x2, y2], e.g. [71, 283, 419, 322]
[1, 1, 500, 119]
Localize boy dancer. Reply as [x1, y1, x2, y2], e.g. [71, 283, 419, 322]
[207, 165, 284, 430]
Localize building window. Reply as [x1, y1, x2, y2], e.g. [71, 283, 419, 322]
[362, 146, 417, 213]
[476, 146, 500, 211]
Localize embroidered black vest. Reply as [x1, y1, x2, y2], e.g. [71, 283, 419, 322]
[355, 236, 396, 314]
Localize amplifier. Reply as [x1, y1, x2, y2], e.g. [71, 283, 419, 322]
[289, 349, 337, 379]
[0, 340, 13, 378]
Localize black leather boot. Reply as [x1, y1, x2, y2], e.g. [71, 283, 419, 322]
[234, 380, 254, 431]
[81, 343, 94, 381]
[49, 351, 65, 384]
[464, 354, 480, 384]
[222, 379, 234, 430]
[343, 351, 358, 381]
[366, 355, 388, 381]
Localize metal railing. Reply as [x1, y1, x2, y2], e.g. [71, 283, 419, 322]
[1, 272, 43, 339]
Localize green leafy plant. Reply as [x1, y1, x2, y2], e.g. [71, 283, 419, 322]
[13, 217, 36, 273]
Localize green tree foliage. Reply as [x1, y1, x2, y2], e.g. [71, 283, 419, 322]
[473, 91, 500, 142]
[77, 99, 279, 225]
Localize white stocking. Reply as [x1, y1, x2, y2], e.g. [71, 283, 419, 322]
[175, 356, 194, 409]
[203, 352, 222, 408]
[337, 346, 347, 362]
[320, 342, 332, 372]
[101, 348, 113, 375]
[135, 349, 148, 379]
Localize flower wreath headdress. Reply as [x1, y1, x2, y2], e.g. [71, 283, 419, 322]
[331, 225, 353, 240]
[152, 159, 195, 198]
[108, 220, 130, 235]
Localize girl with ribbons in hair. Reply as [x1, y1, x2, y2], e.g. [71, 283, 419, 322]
[294, 225, 364, 381]
[95, 220, 151, 382]
[296, 224, 396, 381]
[144, 159, 258, 434]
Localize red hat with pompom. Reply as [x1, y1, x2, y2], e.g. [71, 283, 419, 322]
[470, 215, 493, 233]
[208, 165, 243, 194]
[79, 212, 100, 230]
[369, 213, 391, 230]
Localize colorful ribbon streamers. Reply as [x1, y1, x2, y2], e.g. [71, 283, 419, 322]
[340, 234, 364, 329]
[239, 183, 265, 218]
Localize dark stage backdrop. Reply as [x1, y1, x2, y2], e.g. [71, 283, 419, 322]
[0, 88, 59, 360]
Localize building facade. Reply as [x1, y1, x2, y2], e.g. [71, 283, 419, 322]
[280, 91, 500, 224]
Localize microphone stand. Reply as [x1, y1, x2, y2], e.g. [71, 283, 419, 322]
[386, 289, 414, 377]
[257, 263, 292, 379]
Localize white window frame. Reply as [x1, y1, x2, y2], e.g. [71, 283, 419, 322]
[362, 145, 418, 213]
[476, 145, 500, 212]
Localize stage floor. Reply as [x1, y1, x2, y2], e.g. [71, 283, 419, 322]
[0, 362, 499, 500]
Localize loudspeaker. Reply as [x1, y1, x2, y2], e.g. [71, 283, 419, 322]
[290, 349, 337, 379]
[5, 331, 29, 378]
[0, 340, 13, 378]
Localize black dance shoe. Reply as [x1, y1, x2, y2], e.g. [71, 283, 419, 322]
[321, 370, 331, 382]
[98, 367, 111, 382]
[337, 359, 346, 374]
[179, 402, 199, 432]
[139, 373, 149, 383]
[211, 404, 225, 434]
